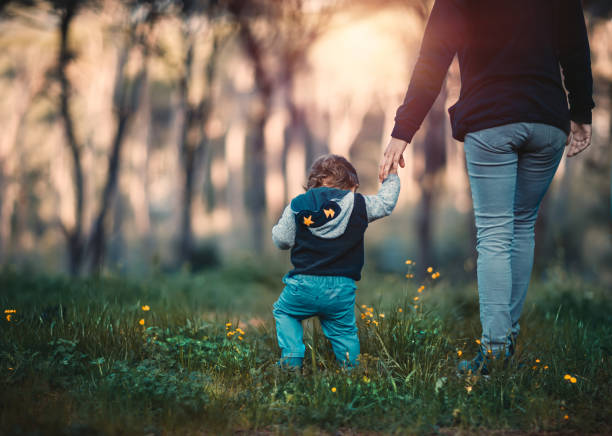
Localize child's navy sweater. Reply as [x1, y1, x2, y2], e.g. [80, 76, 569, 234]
[272, 174, 400, 281]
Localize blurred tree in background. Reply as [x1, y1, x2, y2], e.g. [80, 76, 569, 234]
[0, 0, 609, 283]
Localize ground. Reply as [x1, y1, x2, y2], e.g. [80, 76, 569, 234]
[0, 260, 610, 435]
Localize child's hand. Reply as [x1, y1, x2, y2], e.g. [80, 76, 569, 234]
[379, 137, 407, 182]
[388, 161, 398, 176]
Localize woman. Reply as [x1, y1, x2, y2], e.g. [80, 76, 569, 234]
[378, 0, 594, 374]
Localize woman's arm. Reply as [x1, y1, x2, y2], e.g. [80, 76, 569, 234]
[558, 0, 594, 126]
[391, 0, 464, 143]
[558, 0, 594, 158]
[380, 0, 464, 181]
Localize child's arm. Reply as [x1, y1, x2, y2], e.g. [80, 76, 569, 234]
[272, 205, 296, 249]
[363, 170, 400, 223]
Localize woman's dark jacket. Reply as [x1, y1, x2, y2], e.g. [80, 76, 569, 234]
[392, 0, 595, 143]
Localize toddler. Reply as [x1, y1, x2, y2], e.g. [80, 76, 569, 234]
[272, 154, 400, 368]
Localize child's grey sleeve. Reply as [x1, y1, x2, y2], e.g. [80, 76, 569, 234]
[364, 173, 400, 222]
[272, 205, 296, 249]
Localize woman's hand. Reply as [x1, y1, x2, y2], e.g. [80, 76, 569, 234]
[379, 137, 408, 182]
[566, 121, 592, 157]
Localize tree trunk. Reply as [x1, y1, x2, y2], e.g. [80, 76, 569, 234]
[58, 4, 85, 276]
[177, 28, 219, 266]
[417, 80, 447, 274]
[248, 103, 270, 253]
[237, 23, 273, 252]
[88, 36, 148, 273]
[282, 72, 312, 205]
[88, 114, 130, 273]
[0, 70, 40, 263]
[177, 39, 196, 265]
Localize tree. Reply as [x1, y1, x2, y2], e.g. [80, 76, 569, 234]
[0, 29, 49, 263]
[227, 0, 276, 252]
[53, 0, 88, 275]
[175, 0, 228, 266]
[416, 80, 447, 273]
[5, 0, 166, 273]
[87, 0, 166, 273]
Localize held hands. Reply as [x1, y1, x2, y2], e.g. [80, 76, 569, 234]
[566, 121, 592, 157]
[379, 137, 408, 182]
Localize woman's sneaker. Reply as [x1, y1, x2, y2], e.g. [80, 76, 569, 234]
[457, 349, 490, 376]
[457, 346, 514, 376]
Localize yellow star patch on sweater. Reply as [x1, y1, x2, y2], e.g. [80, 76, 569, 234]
[323, 208, 335, 218]
[303, 215, 314, 226]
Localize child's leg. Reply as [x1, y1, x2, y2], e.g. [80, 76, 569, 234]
[272, 308, 305, 368]
[272, 275, 315, 368]
[318, 277, 360, 367]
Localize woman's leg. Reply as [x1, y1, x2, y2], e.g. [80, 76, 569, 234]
[510, 125, 566, 338]
[464, 123, 531, 354]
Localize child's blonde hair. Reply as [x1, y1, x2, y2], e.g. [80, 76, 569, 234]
[305, 154, 359, 191]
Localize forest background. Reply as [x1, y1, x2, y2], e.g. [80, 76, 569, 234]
[0, 0, 610, 283]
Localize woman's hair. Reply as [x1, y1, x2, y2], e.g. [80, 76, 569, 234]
[305, 154, 359, 191]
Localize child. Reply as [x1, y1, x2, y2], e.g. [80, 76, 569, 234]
[272, 154, 400, 369]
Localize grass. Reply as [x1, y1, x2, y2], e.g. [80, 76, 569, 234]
[0, 259, 611, 435]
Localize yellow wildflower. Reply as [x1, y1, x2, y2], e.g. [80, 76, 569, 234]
[373, 320, 379, 326]
[418, 285, 425, 293]
[405, 260, 412, 265]
[427, 267, 433, 273]
[237, 328, 245, 335]
[225, 322, 232, 327]
[413, 296, 419, 301]
[413, 305, 418, 309]
[398, 308, 403, 313]
[361, 304, 366, 309]
[564, 374, 571, 380]
[465, 386, 472, 393]
[363, 375, 370, 383]
[141, 305, 150, 311]
[238, 336, 244, 341]
[544, 365, 549, 369]
[532, 366, 537, 370]
[457, 350, 462, 357]
[570, 377, 577, 383]
[405, 273, 414, 279]
[431, 273, 437, 279]
[361, 313, 366, 319]
[535, 359, 540, 363]
[379, 314, 385, 318]
[367, 307, 373, 312]
[331, 387, 337, 393]
[475, 339, 481, 345]
[564, 415, 569, 420]
[4, 309, 16, 314]
[6, 314, 12, 322]
[139, 319, 145, 326]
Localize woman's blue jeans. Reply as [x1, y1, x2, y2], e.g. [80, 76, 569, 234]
[464, 122, 567, 353]
[272, 274, 359, 368]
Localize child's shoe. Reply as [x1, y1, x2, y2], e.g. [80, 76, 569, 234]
[277, 356, 303, 370]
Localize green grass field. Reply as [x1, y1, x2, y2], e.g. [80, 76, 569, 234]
[1, 260, 610, 435]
